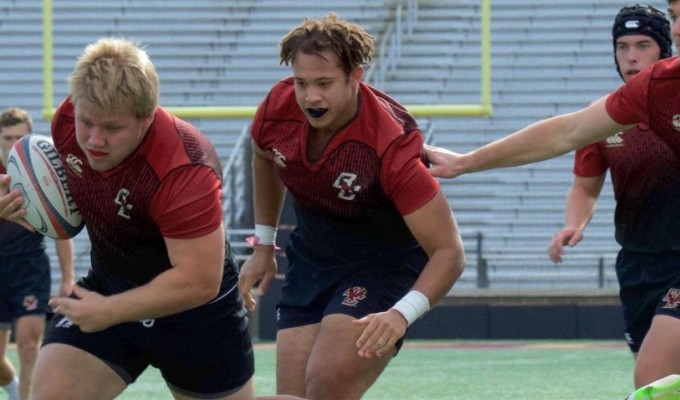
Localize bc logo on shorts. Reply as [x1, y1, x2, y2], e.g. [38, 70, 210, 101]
[342, 287, 367, 307]
[662, 288, 680, 309]
[22, 295, 38, 311]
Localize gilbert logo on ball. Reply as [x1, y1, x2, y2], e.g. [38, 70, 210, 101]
[6, 134, 84, 239]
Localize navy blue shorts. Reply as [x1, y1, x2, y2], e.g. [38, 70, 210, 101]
[0, 250, 51, 328]
[43, 286, 254, 398]
[616, 249, 680, 353]
[277, 243, 427, 332]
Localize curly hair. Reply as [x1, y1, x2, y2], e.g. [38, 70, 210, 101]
[279, 12, 374, 76]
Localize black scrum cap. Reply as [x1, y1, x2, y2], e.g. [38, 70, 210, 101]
[612, 4, 672, 79]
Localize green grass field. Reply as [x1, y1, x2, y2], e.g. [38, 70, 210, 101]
[5, 340, 634, 399]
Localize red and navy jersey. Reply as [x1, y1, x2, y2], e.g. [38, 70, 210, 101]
[251, 78, 439, 263]
[606, 57, 680, 155]
[0, 161, 45, 256]
[51, 98, 224, 290]
[574, 126, 680, 251]
[606, 57, 680, 250]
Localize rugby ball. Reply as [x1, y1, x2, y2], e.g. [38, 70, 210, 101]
[6, 135, 84, 239]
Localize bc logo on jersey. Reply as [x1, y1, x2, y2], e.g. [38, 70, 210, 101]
[115, 188, 133, 219]
[333, 172, 362, 200]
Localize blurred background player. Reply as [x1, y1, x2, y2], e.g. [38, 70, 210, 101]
[239, 13, 465, 400]
[425, 0, 680, 389]
[0, 107, 74, 400]
[548, 3, 675, 361]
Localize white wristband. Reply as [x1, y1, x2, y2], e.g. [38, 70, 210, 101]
[391, 290, 430, 326]
[251, 224, 278, 246]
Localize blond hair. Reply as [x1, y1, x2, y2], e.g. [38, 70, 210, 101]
[69, 37, 159, 119]
[0, 107, 32, 132]
[279, 12, 374, 76]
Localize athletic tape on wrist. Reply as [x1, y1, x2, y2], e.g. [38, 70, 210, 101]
[391, 290, 430, 326]
[246, 224, 278, 247]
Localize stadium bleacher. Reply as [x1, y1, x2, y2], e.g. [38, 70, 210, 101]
[394, 0, 650, 290]
[0, 0, 652, 293]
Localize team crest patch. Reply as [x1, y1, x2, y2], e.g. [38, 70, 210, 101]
[662, 288, 680, 309]
[342, 287, 367, 307]
[333, 172, 362, 200]
[23, 295, 38, 311]
[115, 188, 133, 219]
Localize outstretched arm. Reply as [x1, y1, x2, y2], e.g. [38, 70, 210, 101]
[426, 97, 633, 178]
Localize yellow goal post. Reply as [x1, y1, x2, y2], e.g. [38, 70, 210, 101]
[41, 0, 491, 120]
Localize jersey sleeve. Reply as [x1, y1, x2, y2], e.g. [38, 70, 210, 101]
[573, 143, 608, 177]
[150, 165, 223, 238]
[381, 132, 439, 216]
[605, 67, 651, 126]
[50, 97, 73, 150]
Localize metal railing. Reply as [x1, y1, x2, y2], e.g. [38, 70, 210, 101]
[221, 123, 252, 229]
[365, 0, 418, 88]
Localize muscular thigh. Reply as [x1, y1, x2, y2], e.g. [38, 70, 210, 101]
[635, 315, 680, 387]
[277, 324, 320, 396]
[0, 329, 9, 355]
[307, 314, 394, 399]
[14, 314, 45, 345]
[634, 278, 680, 386]
[31, 343, 126, 400]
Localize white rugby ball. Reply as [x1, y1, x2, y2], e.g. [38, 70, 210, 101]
[6, 134, 84, 239]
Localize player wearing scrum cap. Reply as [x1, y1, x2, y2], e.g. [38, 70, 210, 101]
[547, 3, 680, 395]
[548, 2, 679, 363]
[425, 0, 680, 391]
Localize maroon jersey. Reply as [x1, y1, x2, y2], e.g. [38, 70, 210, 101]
[51, 98, 223, 289]
[0, 161, 45, 255]
[602, 58, 680, 251]
[251, 78, 438, 263]
[606, 57, 680, 155]
[574, 124, 680, 251]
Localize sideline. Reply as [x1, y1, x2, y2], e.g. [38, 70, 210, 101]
[252, 339, 628, 350]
